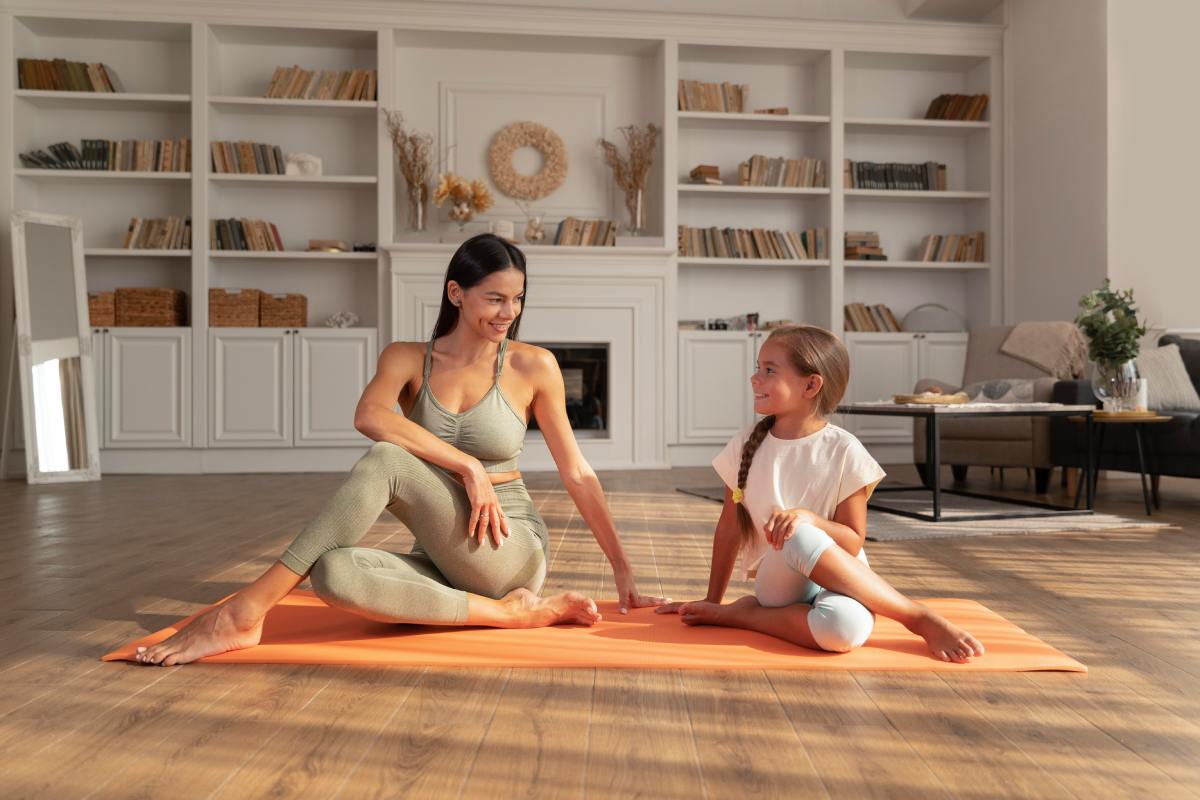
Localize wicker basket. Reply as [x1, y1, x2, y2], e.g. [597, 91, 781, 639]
[209, 288, 261, 327]
[88, 291, 115, 327]
[114, 288, 187, 327]
[259, 293, 307, 328]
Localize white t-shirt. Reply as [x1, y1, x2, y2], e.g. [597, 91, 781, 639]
[712, 421, 886, 579]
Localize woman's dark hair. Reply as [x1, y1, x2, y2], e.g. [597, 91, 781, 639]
[431, 233, 527, 340]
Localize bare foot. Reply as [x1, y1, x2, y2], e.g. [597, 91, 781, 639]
[136, 599, 263, 666]
[678, 596, 757, 626]
[502, 588, 601, 627]
[908, 609, 985, 663]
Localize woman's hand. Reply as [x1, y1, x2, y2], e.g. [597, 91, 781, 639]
[613, 566, 670, 614]
[764, 506, 816, 550]
[461, 462, 511, 547]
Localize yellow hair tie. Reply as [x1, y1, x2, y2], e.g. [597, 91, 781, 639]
[731, 487, 744, 504]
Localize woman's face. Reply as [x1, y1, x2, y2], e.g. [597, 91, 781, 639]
[448, 266, 525, 341]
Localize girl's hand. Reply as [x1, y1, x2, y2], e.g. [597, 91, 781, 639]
[462, 462, 511, 547]
[763, 506, 815, 550]
[613, 566, 670, 614]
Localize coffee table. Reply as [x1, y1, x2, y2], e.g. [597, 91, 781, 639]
[837, 402, 1097, 522]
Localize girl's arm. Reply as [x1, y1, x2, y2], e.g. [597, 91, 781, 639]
[657, 487, 741, 613]
[529, 348, 667, 613]
[764, 485, 870, 556]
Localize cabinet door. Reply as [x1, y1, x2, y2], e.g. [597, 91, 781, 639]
[106, 328, 191, 448]
[295, 328, 377, 446]
[841, 335, 919, 442]
[209, 330, 291, 447]
[679, 332, 756, 443]
[919, 334, 969, 388]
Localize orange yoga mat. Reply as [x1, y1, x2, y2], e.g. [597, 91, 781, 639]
[102, 591, 1085, 672]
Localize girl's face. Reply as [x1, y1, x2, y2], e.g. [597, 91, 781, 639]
[751, 339, 824, 417]
[448, 267, 525, 342]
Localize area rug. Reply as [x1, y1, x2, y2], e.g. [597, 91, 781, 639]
[676, 486, 1172, 542]
[102, 591, 1084, 672]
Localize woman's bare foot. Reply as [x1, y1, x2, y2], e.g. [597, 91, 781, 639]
[136, 598, 264, 667]
[501, 588, 601, 627]
[677, 596, 757, 626]
[907, 608, 985, 663]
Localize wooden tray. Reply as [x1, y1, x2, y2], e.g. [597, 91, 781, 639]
[1093, 410, 1160, 419]
[893, 392, 970, 405]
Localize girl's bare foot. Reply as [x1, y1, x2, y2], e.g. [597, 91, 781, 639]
[502, 588, 601, 627]
[908, 609, 985, 663]
[136, 599, 263, 667]
[677, 595, 757, 626]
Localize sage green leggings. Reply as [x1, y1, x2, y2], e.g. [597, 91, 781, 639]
[279, 442, 549, 625]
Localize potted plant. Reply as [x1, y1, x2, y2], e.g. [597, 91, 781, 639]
[1075, 280, 1148, 411]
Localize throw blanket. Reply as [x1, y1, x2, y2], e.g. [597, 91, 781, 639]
[1001, 322, 1088, 379]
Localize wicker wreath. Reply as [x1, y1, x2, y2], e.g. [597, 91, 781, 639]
[488, 121, 567, 201]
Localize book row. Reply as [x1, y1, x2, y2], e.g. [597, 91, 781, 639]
[210, 218, 286, 251]
[924, 93, 989, 121]
[19, 139, 191, 172]
[678, 225, 829, 260]
[844, 303, 902, 332]
[121, 216, 192, 250]
[917, 231, 986, 263]
[737, 155, 827, 188]
[553, 217, 618, 247]
[263, 66, 378, 101]
[845, 231, 887, 261]
[677, 79, 750, 113]
[17, 58, 124, 92]
[843, 160, 948, 191]
[210, 141, 287, 174]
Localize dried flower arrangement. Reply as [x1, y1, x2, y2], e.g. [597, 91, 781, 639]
[434, 173, 495, 229]
[381, 109, 434, 231]
[598, 123, 660, 234]
[488, 121, 567, 201]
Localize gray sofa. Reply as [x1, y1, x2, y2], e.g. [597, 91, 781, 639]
[913, 326, 1060, 493]
[1051, 334, 1200, 482]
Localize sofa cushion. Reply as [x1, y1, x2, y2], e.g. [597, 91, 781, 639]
[1158, 335, 1200, 396]
[1147, 412, 1200, 457]
[1136, 344, 1200, 412]
[962, 378, 1039, 403]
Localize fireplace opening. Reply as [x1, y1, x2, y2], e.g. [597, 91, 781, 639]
[527, 343, 608, 438]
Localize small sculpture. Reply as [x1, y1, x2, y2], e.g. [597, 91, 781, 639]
[324, 310, 360, 328]
[285, 152, 323, 176]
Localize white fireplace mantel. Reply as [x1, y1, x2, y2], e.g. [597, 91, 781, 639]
[384, 243, 674, 470]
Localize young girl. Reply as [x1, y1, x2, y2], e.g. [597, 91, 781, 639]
[657, 324, 984, 663]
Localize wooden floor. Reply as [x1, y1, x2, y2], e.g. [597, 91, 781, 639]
[1, 464, 1198, 798]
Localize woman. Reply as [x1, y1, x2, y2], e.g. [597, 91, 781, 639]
[138, 234, 666, 666]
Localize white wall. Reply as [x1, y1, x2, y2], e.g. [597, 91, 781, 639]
[1106, 0, 1200, 330]
[1006, 0, 1107, 323]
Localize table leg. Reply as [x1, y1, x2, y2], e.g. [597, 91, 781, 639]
[928, 413, 941, 521]
[1134, 424, 1152, 516]
[1090, 421, 1105, 509]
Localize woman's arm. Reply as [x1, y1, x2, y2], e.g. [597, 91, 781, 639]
[354, 343, 509, 546]
[528, 348, 666, 612]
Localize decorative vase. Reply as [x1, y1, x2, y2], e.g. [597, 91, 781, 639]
[1091, 359, 1140, 412]
[449, 202, 474, 232]
[623, 187, 645, 236]
[406, 181, 429, 233]
[524, 214, 545, 243]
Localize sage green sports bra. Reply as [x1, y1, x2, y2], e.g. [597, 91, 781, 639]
[407, 338, 527, 473]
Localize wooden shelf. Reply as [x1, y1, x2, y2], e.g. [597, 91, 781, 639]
[209, 174, 377, 185]
[15, 90, 190, 110]
[14, 169, 191, 181]
[209, 250, 376, 260]
[844, 189, 989, 201]
[86, 248, 192, 258]
[678, 184, 829, 196]
[677, 110, 830, 129]
[845, 260, 990, 270]
[209, 96, 378, 115]
[678, 257, 830, 269]
[845, 117, 989, 135]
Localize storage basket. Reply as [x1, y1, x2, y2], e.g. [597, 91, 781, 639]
[209, 288, 261, 327]
[259, 293, 307, 328]
[88, 291, 115, 327]
[114, 288, 187, 327]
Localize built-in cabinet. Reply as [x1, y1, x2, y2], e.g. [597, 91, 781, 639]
[678, 331, 765, 443]
[91, 327, 191, 448]
[209, 328, 376, 447]
[840, 332, 968, 442]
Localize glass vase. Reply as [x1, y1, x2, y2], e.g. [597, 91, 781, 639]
[1091, 359, 1140, 412]
[623, 187, 644, 236]
[406, 181, 429, 233]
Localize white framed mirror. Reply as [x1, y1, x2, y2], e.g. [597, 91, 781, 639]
[5, 211, 100, 483]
